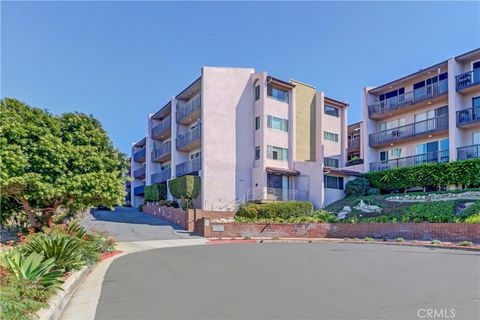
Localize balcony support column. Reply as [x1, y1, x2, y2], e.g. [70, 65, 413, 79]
[448, 58, 462, 162]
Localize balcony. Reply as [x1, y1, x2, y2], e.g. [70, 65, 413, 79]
[151, 141, 171, 163]
[176, 94, 201, 125]
[456, 69, 480, 93]
[151, 168, 171, 184]
[151, 116, 171, 140]
[133, 165, 146, 179]
[246, 187, 309, 202]
[176, 157, 201, 177]
[369, 114, 449, 148]
[176, 126, 201, 151]
[133, 148, 146, 163]
[370, 150, 449, 172]
[457, 108, 480, 128]
[134, 184, 145, 196]
[368, 79, 448, 120]
[348, 137, 360, 151]
[457, 144, 480, 160]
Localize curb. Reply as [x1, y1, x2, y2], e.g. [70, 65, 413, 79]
[36, 265, 93, 320]
[207, 237, 480, 252]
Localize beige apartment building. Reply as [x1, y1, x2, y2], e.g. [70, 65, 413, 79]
[130, 67, 359, 209]
[363, 48, 480, 172]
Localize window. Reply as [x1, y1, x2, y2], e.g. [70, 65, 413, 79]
[324, 175, 344, 190]
[267, 85, 289, 103]
[390, 148, 402, 158]
[473, 132, 480, 145]
[380, 151, 388, 162]
[190, 151, 201, 160]
[255, 85, 260, 101]
[324, 157, 339, 168]
[324, 131, 339, 142]
[255, 146, 260, 160]
[324, 105, 339, 117]
[267, 145, 288, 161]
[161, 163, 171, 171]
[255, 116, 260, 130]
[379, 88, 405, 102]
[380, 118, 406, 131]
[267, 115, 288, 132]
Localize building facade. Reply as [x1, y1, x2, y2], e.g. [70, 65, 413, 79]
[363, 48, 480, 173]
[130, 67, 358, 209]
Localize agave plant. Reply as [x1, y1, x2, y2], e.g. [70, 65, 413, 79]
[23, 235, 84, 271]
[66, 221, 87, 239]
[0, 250, 63, 288]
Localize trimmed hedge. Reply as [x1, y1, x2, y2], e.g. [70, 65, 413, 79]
[365, 158, 480, 191]
[144, 184, 167, 202]
[237, 201, 314, 220]
[168, 175, 200, 199]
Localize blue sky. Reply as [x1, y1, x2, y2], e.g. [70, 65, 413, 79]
[2, 1, 479, 154]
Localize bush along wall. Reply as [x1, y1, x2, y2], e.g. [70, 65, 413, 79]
[237, 201, 314, 220]
[144, 184, 167, 202]
[365, 158, 480, 191]
[168, 175, 200, 210]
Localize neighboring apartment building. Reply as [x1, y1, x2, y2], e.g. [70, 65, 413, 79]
[347, 121, 362, 163]
[130, 67, 358, 210]
[363, 48, 480, 173]
[124, 158, 132, 205]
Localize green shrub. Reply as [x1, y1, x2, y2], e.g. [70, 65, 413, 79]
[403, 201, 456, 223]
[431, 240, 442, 244]
[394, 237, 405, 242]
[144, 184, 167, 202]
[364, 237, 375, 242]
[168, 176, 200, 199]
[237, 201, 313, 220]
[0, 273, 56, 320]
[465, 213, 480, 223]
[345, 178, 370, 197]
[367, 188, 380, 195]
[365, 158, 480, 191]
[159, 200, 179, 208]
[0, 250, 63, 288]
[23, 235, 84, 271]
[458, 241, 473, 246]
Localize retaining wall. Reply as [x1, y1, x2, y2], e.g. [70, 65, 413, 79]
[199, 220, 480, 243]
[142, 204, 234, 232]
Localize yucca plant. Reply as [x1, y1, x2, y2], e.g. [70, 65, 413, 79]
[0, 250, 63, 288]
[66, 221, 87, 239]
[23, 235, 84, 271]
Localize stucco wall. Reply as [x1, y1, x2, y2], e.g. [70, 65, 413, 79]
[291, 80, 316, 161]
[201, 67, 255, 210]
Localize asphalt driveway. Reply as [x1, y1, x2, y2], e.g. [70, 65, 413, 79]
[95, 243, 480, 320]
[81, 206, 195, 242]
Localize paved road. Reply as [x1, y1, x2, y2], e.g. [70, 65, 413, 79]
[81, 207, 195, 242]
[95, 243, 480, 320]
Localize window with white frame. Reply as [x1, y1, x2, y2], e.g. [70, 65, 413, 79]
[267, 115, 288, 132]
[324, 157, 339, 168]
[267, 145, 288, 161]
[324, 131, 339, 142]
[255, 146, 260, 160]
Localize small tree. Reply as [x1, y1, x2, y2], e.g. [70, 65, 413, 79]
[144, 184, 167, 202]
[0, 98, 127, 227]
[345, 178, 370, 197]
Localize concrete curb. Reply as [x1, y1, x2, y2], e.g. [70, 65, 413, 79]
[36, 265, 93, 320]
[207, 237, 480, 251]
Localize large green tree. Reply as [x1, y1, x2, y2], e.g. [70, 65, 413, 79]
[0, 98, 127, 227]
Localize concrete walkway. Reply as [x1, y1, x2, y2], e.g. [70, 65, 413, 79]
[81, 207, 198, 242]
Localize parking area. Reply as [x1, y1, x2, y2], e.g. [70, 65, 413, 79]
[95, 243, 480, 320]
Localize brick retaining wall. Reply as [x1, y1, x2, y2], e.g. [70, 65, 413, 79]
[199, 220, 480, 243]
[143, 204, 234, 232]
